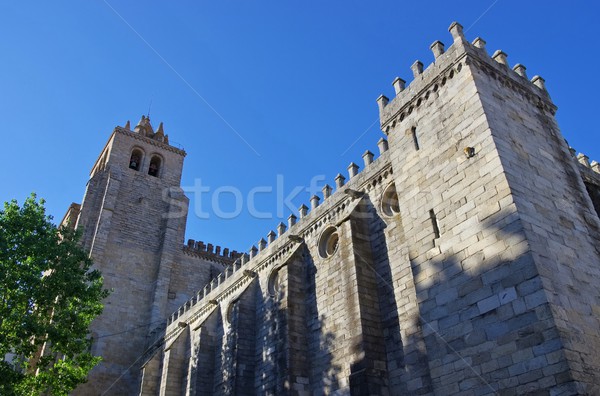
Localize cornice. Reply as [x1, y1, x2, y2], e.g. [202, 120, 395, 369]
[114, 127, 186, 156]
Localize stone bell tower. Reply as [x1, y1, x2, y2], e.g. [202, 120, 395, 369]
[71, 116, 191, 395]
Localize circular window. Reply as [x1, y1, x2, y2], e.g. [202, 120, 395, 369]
[381, 183, 400, 217]
[318, 227, 340, 259]
[268, 270, 280, 296]
[226, 301, 236, 324]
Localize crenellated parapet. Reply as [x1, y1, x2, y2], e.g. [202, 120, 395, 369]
[234, 137, 391, 267]
[132, 22, 600, 396]
[182, 239, 240, 265]
[377, 21, 556, 133]
[164, 135, 395, 330]
[568, 147, 600, 186]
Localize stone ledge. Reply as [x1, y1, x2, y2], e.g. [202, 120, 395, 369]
[115, 127, 186, 156]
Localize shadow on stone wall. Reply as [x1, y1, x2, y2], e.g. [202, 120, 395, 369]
[337, 196, 580, 395]
[157, 198, 583, 395]
[402, 207, 576, 395]
[306, 252, 341, 394]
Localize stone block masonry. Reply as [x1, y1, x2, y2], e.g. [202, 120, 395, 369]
[68, 22, 600, 395]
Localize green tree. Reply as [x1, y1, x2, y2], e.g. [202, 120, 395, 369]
[0, 194, 109, 395]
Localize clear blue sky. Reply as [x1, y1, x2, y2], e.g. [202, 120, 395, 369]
[1, 1, 598, 253]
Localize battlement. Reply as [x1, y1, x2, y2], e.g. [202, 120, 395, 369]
[182, 239, 240, 265]
[82, 21, 600, 396]
[59, 202, 81, 229]
[165, 135, 393, 328]
[377, 22, 555, 132]
[570, 147, 600, 185]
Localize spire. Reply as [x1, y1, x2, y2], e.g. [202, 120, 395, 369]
[124, 120, 131, 130]
[134, 115, 154, 137]
[154, 122, 165, 142]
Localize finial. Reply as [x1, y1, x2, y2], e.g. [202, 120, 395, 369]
[267, 231, 276, 244]
[137, 115, 147, 127]
[392, 77, 406, 95]
[310, 195, 320, 210]
[448, 22, 465, 42]
[322, 184, 333, 199]
[430, 40, 445, 58]
[513, 64, 527, 79]
[124, 120, 131, 130]
[147, 99, 153, 119]
[377, 138, 389, 154]
[472, 37, 486, 50]
[299, 204, 308, 218]
[277, 222, 287, 236]
[492, 50, 508, 67]
[348, 162, 359, 178]
[335, 173, 346, 188]
[362, 150, 374, 166]
[411, 60, 424, 78]
[288, 213, 297, 228]
[135, 114, 154, 136]
[531, 76, 546, 91]
[377, 95, 389, 112]
[156, 122, 165, 137]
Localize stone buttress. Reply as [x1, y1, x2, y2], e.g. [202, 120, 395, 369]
[66, 22, 600, 396]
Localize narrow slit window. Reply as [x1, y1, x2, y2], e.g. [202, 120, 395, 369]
[148, 156, 161, 177]
[411, 127, 420, 151]
[129, 149, 142, 171]
[429, 209, 440, 239]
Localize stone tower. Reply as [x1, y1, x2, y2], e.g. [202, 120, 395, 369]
[68, 117, 237, 395]
[376, 22, 600, 394]
[135, 22, 600, 395]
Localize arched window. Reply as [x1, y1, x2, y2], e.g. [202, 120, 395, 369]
[129, 149, 143, 171]
[381, 183, 400, 217]
[148, 155, 161, 177]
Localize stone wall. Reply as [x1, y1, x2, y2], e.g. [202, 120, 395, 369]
[71, 126, 236, 395]
[141, 22, 600, 396]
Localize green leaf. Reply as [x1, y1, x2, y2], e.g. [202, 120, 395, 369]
[0, 194, 110, 395]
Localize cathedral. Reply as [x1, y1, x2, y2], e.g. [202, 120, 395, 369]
[65, 23, 600, 395]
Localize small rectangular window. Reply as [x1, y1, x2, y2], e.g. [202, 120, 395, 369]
[430, 209, 440, 239]
[411, 127, 420, 151]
